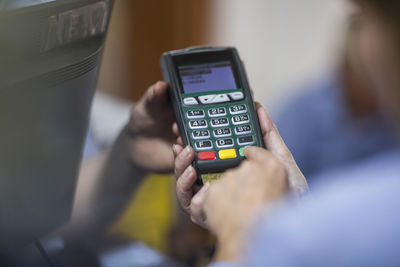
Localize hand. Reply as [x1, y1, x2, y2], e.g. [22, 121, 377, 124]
[173, 103, 308, 227]
[204, 146, 288, 262]
[254, 102, 308, 195]
[171, 144, 208, 227]
[127, 81, 176, 173]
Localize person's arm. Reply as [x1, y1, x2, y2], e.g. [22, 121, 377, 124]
[57, 81, 176, 242]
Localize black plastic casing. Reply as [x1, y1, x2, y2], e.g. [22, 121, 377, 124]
[161, 46, 264, 182]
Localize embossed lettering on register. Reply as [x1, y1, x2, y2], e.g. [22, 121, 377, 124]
[41, 0, 110, 52]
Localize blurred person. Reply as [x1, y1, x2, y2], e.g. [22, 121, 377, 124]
[275, 15, 398, 182]
[57, 81, 183, 263]
[60, 81, 175, 235]
[173, 0, 400, 266]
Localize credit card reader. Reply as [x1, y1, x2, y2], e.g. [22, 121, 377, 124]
[161, 46, 264, 183]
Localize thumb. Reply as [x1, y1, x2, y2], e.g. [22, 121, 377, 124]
[256, 104, 294, 162]
[243, 146, 273, 162]
[144, 81, 169, 107]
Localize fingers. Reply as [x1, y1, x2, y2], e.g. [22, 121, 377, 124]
[172, 123, 184, 145]
[176, 165, 198, 212]
[256, 105, 293, 161]
[144, 81, 169, 107]
[176, 137, 184, 146]
[172, 144, 183, 158]
[190, 183, 210, 227]
[174, 146, 195, 179]
[153, 81, 168, 98]
[172, 122, 179, 137]
[243, 146, 273, 163]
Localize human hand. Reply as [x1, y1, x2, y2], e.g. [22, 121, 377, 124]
[127, 81, 176, 173]
[204, 146, 288, 262]
[171, 144, 207, 227]
[173, 103, 308, 227]
[254, 102, 308, 195]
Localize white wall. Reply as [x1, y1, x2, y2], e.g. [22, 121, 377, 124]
[208, 0, 351, 110]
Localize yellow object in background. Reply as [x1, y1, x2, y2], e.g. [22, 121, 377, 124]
[109, 174, 176, 253]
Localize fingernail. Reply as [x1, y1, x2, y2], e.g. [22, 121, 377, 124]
[172, 144, 177, 155]
[182, 165, 193, 179]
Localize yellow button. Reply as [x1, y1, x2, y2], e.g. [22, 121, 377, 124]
[219, 149, 237, 159]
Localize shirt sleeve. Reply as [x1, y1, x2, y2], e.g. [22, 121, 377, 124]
[242, 174, 400, 267]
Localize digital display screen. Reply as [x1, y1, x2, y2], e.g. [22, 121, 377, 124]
[179, 61, 237, 94]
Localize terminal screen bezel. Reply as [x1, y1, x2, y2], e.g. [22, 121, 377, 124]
[173, 50, 243, 95]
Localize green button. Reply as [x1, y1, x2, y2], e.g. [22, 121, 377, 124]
[239, 147, 245, 157]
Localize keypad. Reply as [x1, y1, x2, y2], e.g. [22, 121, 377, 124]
[211, 118, 229, 127]
[212, 94, 230, 103]
[229, 92, 244, 101]
[229, 104, 247, 115]
[213, 128, 231, 137]
[195, 140, 213, 150]
[185, 95, 257, 158]
[198, 151, 216, 161]
[198, 94, 216, 104]
[232, 114, 250, 125]
[192, 130, 210, 139]
[235, 124, 252, 135]
[219, 149, 237, 159]
[187, 110, 205, 119]
[239, 147, 245, 157]
[237, 135, 254, 145]
[189, 119, 207, 129]
[183, 97, 198, 106]
[216, 138, 234, 148]
[208, 107, 226, 117]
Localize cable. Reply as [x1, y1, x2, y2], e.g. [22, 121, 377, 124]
[35, 240, 55, 267]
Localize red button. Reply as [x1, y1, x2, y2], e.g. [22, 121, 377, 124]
[198, 151, 216, 161]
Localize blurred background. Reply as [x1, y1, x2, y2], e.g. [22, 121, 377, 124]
[97, 0, 350, 108]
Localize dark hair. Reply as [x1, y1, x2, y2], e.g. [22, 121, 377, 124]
[354, 0, 400, 27]
[354, 0, 400, 119]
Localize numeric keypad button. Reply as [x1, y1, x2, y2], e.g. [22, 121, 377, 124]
[235, 124, 252, 135]
[187, 110, 205, 119]
[237, 135, 254, 145]
[211, 118, 229, 127]
[208, 107, 226, 117]
[229, 104, 247, 114]
[195, 140, 213, 150]
[189, 119, 207, 129]
[192, 130, 210, 140]
[216, 138, 234, 149]
[213, 128, 232, 137]
[232, 114, 250, 125]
